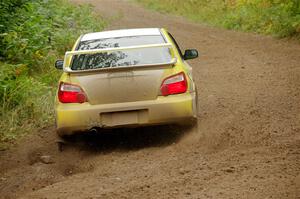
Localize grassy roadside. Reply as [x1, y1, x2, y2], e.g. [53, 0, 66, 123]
[135, 0, 300, 39]
[0, 0, 106, 149]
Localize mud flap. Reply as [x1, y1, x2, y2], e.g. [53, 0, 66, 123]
[56, 135, 67, 152]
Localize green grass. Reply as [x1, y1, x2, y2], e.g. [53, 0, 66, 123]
[0, 0, 106, 149]
[136, 0, 300, 38]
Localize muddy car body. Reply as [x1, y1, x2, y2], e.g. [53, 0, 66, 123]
[55, 28, 198, 136]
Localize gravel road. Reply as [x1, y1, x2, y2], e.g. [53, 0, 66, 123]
[1, 0, 299, 198]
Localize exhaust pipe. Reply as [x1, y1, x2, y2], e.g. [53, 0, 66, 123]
[89, 128, 98, 133]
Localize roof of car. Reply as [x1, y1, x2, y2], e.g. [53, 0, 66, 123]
[81, 28, 162, 41]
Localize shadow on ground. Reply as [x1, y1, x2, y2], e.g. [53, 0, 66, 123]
[60, 125, 194, 153]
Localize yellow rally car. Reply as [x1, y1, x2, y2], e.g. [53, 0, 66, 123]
[54, 28, 198, 136]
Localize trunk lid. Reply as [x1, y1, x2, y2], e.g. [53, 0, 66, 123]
[70, 65, 171, 105]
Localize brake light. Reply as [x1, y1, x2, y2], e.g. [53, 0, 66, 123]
[160, 72, 187, 96]
[58, 82, 87, 103]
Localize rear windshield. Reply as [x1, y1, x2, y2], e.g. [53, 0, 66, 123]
[71, 35, 172, 70]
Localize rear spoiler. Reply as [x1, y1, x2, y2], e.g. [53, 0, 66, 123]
[63, 43, 176, 73]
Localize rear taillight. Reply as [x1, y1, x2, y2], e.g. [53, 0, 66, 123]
[160, 72, 187, 96]
[58, 82, 87, 103]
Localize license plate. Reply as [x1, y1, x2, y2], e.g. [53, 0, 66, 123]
[101, 111, 138, 126]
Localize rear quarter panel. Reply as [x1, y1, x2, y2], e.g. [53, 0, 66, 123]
[160, 28, 194, 92]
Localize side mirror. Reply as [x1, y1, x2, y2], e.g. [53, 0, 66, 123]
[183, 49, 198, 60]
[55, 60, 64, 70]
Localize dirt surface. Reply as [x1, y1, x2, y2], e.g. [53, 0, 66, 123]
[1, 0, 300, 198]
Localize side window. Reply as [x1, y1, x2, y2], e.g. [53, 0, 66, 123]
[168, 32, 184, 59]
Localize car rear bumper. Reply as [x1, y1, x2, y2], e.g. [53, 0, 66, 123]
[56, 92, 197, 136]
